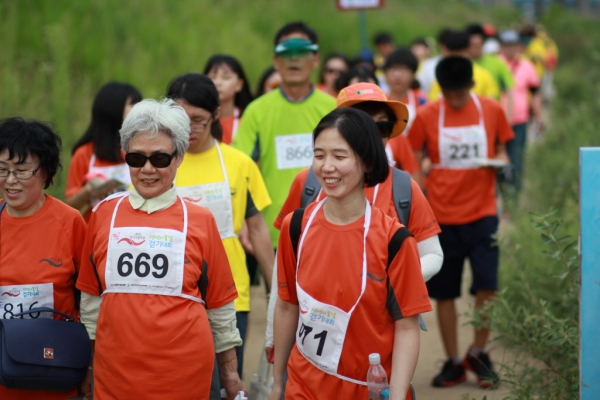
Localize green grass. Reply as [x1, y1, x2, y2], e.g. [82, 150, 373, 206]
[0, 0, 520, 198]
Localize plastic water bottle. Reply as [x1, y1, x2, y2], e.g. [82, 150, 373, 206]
[367, 353, 389, 400]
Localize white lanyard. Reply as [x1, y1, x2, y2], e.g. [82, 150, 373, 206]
[404, 90, 417, 134]
[295, 198, 372, 385]
[176, 140, 236, 239]
[231, 107, 240, 141]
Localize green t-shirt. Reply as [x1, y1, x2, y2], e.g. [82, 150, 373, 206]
[232, 87, 336, 247]
[476, 54, 515, 93]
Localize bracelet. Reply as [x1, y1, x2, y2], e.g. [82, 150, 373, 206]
[218, 355, 237, 368]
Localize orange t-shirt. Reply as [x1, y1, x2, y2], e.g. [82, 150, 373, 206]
[277, 203, 432, 399]
[219, 115, 241, 145]
[408, 95, 514, 225]
[76, 197, 237, 399]
[65, 142, 127, 220]
[274, 167, 440, 242]
[386, 134, 419, 173]
[0, 196, 86, 400]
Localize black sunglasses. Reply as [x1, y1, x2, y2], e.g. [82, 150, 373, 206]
[125, 152, 177, 168]
[375, 121, 395, 138]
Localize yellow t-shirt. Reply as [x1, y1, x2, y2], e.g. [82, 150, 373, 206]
[176, 142, 272, 311]
[428, 63, 500, 101]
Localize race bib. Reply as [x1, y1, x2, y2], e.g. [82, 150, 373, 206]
[106, 228, 184, 296]
[0, 283, 54, 319]
[296, 299, 349, 372]
[439, 126, 487, 169]
[275, 133, 313, 170]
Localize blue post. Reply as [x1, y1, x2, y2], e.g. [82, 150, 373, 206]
[358, 9, 368, 51]
[580, 147, 600, 399]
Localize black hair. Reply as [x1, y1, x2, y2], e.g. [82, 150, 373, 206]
[437, 28, 453, 46]
[383, 47, 419, 73]
[203, 54, 254, 114]
[319, 52, 350, 84]
[255, 66, 278, 98]
[72, 82, 142, 161]
[274, 21, 318, 45]
[411, 37, 429, 48]
[313, 108, 389, 187]
[335, 66, 379, 92]
[0, 117, 61, 189]
[435, 56, 473, 90]
[465, 23, 486, 38]
[350, 101, 398, 127]
[166, 73, 223, 142]
[444, 30, 470, 52]
[373, 32, 394, 46]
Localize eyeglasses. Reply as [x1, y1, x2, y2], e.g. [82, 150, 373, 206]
[190, 116, 212, 133]
[0, 167, 40, 180]
[125, 152, 177, 169]
[375, 121, 395, 138]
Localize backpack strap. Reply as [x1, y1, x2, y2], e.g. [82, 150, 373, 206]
[0, 201, 5, 215]
[391, 167, 412, 227]
[301, 168, 320, 208]
[387, 226, 412, 269]
[289, 208, 306, 261]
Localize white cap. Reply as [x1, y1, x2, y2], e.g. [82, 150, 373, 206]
[369, 353, 381, 365]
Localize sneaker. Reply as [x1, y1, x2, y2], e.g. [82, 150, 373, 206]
[463, 351, 500, 389]
[431, 359, 467, 387]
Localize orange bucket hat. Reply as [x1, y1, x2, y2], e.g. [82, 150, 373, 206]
[336, 82, 409, 138]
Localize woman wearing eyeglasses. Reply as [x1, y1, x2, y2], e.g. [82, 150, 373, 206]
[0, 117, 87, 400]
[265, 84, 444, 369]
[316, 53, 350, 97]
[166, 73, 274, 380]
[76, 99, 245, 400]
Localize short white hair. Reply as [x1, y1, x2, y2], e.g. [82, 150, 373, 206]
[120, 98, 190, 156]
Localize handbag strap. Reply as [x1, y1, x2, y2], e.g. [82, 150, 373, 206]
[12, 307, 74, 321]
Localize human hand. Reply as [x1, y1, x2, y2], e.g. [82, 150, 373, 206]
[220, 369, 245, 400]
[239, 222, 254, 254]
[80, 368, 93, 399]
[87, 179, 121, 199]
[265, 346, 274, 364]
[268, 382, 283, 400]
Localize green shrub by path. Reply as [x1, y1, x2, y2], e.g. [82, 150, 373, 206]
[469, 8, 600, 399]
[0, 0, 519, 199]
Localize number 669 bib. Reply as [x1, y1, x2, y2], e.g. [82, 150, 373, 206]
[294, 199, 371, 386]
[104, 195, 203, 304]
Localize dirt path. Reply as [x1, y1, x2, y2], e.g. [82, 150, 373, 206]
[242, 281, 512, 400]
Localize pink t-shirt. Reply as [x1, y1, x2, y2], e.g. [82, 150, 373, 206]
[500, 55, 540, 125]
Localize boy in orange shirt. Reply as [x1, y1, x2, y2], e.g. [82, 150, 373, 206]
[408, 56, 513, 389]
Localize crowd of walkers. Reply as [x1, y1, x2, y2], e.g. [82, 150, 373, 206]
[0, 18, 557, 400]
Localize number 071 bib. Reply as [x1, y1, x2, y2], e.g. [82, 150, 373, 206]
[103, 194, 203, 304]
[294, 199, 371, 386]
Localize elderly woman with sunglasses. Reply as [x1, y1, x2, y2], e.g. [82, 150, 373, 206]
[76, 99, 245, 400]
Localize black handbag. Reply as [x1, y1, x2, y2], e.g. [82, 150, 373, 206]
[0, 307, 91, 391]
